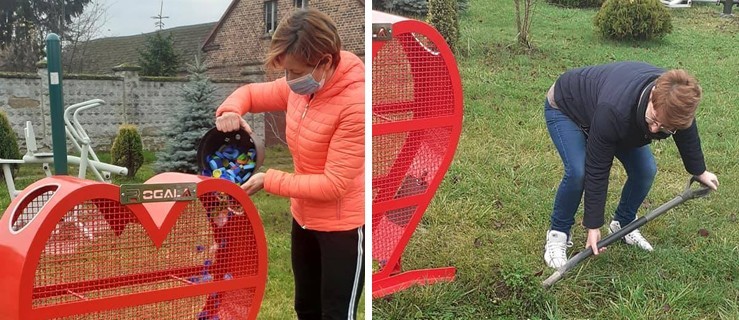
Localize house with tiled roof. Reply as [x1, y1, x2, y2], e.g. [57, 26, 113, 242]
[67, 22, 218, 75]
[202, 0, 365, 82]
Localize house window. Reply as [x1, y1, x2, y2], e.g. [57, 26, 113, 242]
[294, 0, 307, 8]
[264, 1, 277, 34]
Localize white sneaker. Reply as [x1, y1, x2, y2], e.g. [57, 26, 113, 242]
[608, 220, 653, 251]
[544, 230, 571, 269]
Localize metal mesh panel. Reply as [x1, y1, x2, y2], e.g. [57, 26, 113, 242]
[50, 288, 256, 320]
[34, 192, 259, 319]
[373, 205, 417, 264]
[372, 127, 453, 202]
[372, 32, 454, 122]
[11, 187, 56, 232]
[372, 126, 452, 265]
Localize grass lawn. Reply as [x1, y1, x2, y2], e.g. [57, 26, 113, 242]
[373, 2, 739, 319]
[0, 145, 364, 319]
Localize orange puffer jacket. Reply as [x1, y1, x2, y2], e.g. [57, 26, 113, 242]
[215, 51, 365, 232]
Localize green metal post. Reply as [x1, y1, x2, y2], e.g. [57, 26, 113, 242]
[46, 33, 67, 175]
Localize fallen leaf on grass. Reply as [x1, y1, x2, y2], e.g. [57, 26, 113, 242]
[492, 221, 505, 229]
[698, 229, 709, 237]
[492, 199, 503, 209]
[474, 237, 483, 248]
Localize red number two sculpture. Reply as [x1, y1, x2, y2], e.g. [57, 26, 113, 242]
[372, 11, 464, 298]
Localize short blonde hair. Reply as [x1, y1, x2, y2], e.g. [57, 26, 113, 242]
[265, 9, 341, 70]
[652, 69, 702, 129]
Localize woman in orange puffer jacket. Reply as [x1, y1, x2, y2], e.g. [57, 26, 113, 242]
[214, 8, 364, 320]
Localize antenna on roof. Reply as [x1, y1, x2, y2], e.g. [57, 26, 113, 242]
[151, 0, 169, 30]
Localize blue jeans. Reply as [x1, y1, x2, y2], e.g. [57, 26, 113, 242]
[544, 100, 656, 236]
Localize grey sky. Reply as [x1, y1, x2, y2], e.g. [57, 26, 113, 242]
[95, 0, 232, 38]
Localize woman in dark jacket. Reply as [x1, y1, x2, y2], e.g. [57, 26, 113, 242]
[543, 61, 719, 269]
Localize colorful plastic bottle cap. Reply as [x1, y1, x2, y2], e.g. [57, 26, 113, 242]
[209, 160, 219, 170]
[223, 147, 239, 159]
[237, 153, 248, 163]
[241, 163, 255, 170]
[212, 169, 222, 178]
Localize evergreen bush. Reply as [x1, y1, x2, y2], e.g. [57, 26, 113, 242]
[111, 125, 144, 177]
[0, 111, 21, 179]
[383, 0, 469, 17]
[594, 0, 672, 41]
[547, 0, 604, 8]
[428, 0, 459, 53]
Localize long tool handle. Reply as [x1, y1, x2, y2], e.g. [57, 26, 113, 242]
[542, 177, 711, 288]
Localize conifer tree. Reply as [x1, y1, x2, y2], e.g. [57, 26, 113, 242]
[154, 56, 217, 173]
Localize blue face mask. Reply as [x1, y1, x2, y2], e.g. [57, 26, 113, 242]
[286, 62, 326, 95]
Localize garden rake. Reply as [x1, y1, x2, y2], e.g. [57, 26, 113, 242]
[542, 176, 712, 288]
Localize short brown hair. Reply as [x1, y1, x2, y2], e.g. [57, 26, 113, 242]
[265, 9, 342, 70]
[652, 69, 702, 129]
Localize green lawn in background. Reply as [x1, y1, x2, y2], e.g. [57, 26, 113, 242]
[0, 145, 365, 319]
[373, 2, 738, 319]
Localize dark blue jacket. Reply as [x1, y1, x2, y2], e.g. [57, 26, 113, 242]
[553, 61, 706, 228]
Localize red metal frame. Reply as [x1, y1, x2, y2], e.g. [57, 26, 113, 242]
[0, 173, 268, 319]
[372, 11, 463, 298]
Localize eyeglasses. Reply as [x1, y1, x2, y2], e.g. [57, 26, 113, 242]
[645, 112, 676, 135]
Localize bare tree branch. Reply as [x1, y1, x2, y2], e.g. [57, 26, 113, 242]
[63, 0, 108, 73]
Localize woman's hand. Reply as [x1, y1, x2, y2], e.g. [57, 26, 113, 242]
[695, 171, 719, 190]
[586, 228, 607, 255]
[241, 172, 265, 195]
[215, 112, 252, 133]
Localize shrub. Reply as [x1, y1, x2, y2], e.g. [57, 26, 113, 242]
[594, 0, 672, 41]
[428, 0, 459, 53]
[383, 0, 469, 17]
[0, 111, 21, 179]
[111, 125, 144, 177]
[547, 0, 604, 8]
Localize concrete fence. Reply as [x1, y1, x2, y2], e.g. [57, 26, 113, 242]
[0, 65, 264, 154]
